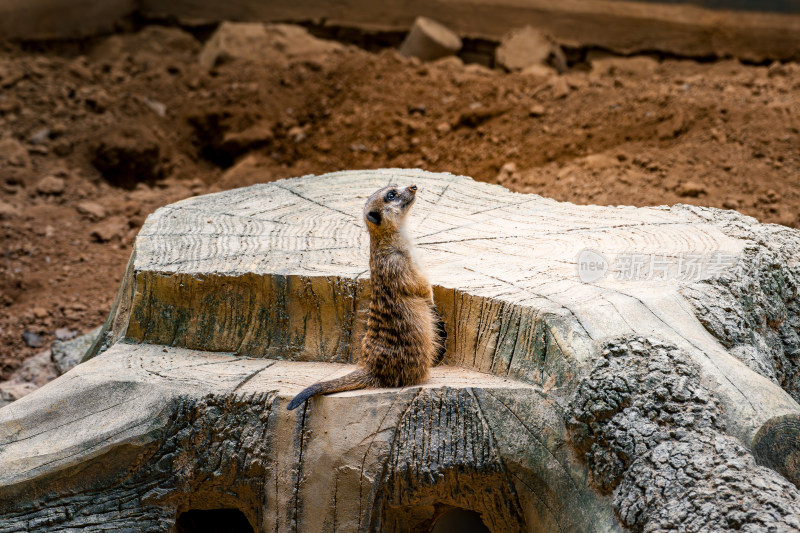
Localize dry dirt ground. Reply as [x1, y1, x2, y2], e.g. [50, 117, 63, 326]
[1, 24, 799, 379]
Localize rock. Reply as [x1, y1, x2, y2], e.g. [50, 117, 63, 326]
[76, 200, 107, 220]
[0, 95, 21, 115]
[52, 139, 73, 157]
[91, 125, 162, 189]
[590, 55, 659, 76]
[657, 110, 687, 139]
[0, 64, 24, 89]
[431, 55, 464, 70]
[528, 104, 546, 117]
[722, 198, 740, 209]
[0, 381, 37, 407]
[90, 217, 128, 242]
[90, 26, 200, 64]
[582, 154, 620, 170]
[0, 390, 16, 409]
[220, 123, 275, 156]
[27, 145, 49, 156]
[142, 96, 166, 117]
[217, 154, 273, 190]
[677, 181, 707, 197]
[64, 302, 88, 318]
[496, 26, 560, 72]
[50, 122, 67, 138]
[0, 163, 32, 187]
[7, 349, 57, 386]
[198, 22, 343, 69]
[398, 17, 462, 62]
[22, 331, 42, 348]
[495, 162, 519, 182]
[55, 327, 78, 341]
[436, 121, 451, 134]
[29, 128, 50, 144]
[287, 126, 306, 143]
[0, 137, 30, 168]
[314, 139, 332, 152]
[51, 326, 101, 376]
[76, 85, 112, 113]
[0, 348, 58, 406]
[66, 58, 93, 82]
[767, 61, 800, 78]
[33, 307, 48, 319]
[35, 175, 66, 195]
[0, 200, 19, 219]
[521, 64, 557, 78]
[188, 178, 206, 195]
[462, 63, 493, 76]
[549, 76, 571, 99]
[455, 104, 509, 128]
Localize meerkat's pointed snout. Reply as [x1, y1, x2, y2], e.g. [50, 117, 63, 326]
[400, 185, 417, 210]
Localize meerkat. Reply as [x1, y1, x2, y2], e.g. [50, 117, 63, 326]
[287, 184, 445, 410]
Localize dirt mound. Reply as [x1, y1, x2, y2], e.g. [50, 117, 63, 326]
[0, 23, 799, 378]
[91, 124, 164, 188]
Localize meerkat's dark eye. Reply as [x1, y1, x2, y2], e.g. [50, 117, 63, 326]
[384, 191, 397, 202]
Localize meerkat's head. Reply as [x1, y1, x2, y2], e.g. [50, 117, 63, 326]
[363, 184, 417, 238]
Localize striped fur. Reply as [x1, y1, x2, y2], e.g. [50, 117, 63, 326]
[286, 185, 442, 410]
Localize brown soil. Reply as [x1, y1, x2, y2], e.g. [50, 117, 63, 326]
[1, 25, 799, 379]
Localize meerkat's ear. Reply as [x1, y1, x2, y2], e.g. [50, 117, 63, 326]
[366, 210, 382, 225]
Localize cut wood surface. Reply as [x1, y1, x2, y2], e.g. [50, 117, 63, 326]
[2, 169, 800, 531]
[0, 343, 618, 532]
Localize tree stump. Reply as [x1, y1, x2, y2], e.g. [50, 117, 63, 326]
[2, 169, 800, 532]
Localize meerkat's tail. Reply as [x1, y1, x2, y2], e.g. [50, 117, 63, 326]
[286, 367, 373, 410]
